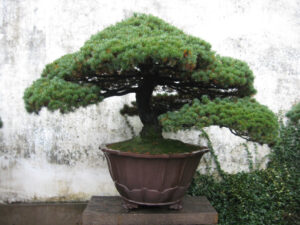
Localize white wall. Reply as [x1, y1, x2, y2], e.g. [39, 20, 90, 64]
[0, 0, 299, 202]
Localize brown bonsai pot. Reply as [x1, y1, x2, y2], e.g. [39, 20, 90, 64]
[101, 145, 209, 209]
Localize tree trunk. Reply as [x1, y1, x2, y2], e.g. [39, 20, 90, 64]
[136, 76, 162, 139]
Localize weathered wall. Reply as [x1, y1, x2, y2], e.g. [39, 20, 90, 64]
[0, 0, 299, 202]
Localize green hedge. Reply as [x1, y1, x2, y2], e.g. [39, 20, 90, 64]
[286, 103, 300, 124]
[188, 123, 300, 224]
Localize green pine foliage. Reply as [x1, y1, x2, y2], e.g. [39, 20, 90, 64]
[286, 102, 300, 124]
[188, 116, 300, 224]
[24, 77, 102, 113]
[24, 13, 277, 145]
[159, 96, 278, 145]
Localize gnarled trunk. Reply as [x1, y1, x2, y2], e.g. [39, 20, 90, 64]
[136, 75, 162, 139]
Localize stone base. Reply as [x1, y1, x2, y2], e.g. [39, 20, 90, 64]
[82, 196, 218, 225]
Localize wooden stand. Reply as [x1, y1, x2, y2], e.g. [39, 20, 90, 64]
[82, 196, 218, 225]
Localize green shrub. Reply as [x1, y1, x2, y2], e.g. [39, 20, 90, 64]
[286, 103, 300, 124]
[188, 123, 300, 224]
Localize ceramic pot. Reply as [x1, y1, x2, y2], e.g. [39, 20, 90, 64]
[101, 146, 208, 209]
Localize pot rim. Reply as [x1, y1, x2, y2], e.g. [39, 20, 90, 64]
[100, 145, 209, 159]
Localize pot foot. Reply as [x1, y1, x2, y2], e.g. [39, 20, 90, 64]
[122, 201, 139, 210]
[169, 202, 183, 210]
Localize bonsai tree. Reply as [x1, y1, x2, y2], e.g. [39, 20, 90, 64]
[24, 14, 278, 153]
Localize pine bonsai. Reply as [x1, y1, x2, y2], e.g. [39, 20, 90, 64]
[24, 14, 278, 153]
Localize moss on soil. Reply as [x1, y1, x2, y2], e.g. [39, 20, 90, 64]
[107, 136, 201, 154]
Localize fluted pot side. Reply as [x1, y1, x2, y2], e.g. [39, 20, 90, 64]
[101, 147, 208, 206]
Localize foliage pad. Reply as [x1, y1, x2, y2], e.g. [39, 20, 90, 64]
[24, 77, 102, 113]
[160, 96, 278, 145]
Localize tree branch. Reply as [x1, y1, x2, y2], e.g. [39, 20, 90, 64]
[229, 128, 251, 142]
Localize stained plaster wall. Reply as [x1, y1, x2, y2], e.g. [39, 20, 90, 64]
[0, 0, 299, 202]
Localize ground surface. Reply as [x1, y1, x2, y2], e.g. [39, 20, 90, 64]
[0, 202, 87, 225]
